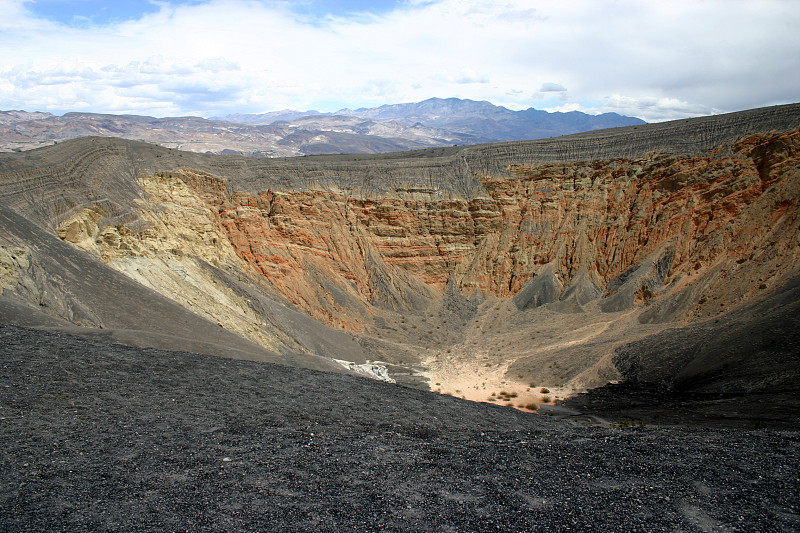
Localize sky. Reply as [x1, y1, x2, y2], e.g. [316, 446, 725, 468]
[0, 0, 798, 122]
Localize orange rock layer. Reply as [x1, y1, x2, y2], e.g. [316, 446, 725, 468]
[180, 131, 800, 329]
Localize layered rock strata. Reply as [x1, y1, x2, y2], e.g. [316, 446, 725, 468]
[162, 130, 799, 330]
[1, 103, 798, 404]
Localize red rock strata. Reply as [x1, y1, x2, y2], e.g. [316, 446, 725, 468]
[180, 131, 799, 329]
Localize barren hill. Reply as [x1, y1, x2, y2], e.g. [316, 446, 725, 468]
[0, 110, 465, 157]
[1, 98, 644, 156]
[1, 103, 799, 426]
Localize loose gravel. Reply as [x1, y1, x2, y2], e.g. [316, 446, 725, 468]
[1, 324, 798, 532]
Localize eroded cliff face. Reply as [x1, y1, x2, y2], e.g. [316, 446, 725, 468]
[474, 132, 800, 317]
[168, 131, 799, 331]
[51, 171, 318, 356]
[4, 107, 799, 409]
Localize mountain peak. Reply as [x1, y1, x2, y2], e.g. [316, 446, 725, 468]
[2, 97, 646, 156]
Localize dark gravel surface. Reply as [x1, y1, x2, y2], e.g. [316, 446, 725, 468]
[562, 381, 800, 430]
[2, 324, 799, 532]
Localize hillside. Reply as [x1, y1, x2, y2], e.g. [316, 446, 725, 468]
[1, 323, 797, 531]
[0, 98, 643, 156]
[221, 97, 645, 143]
[0, 103, 798, 426]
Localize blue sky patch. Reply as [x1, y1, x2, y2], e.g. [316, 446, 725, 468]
[291, 0, 403, 17]
[24, 0, 406, 27]
[24, 0, 164, 27]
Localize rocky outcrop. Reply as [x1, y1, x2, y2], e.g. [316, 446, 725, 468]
[0, 244, 28, 292]
[161, 128, 800, 330]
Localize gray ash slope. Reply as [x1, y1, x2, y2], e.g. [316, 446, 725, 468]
[1, 324, 798, 532]
[0, 203, 350, 372]
[559, 269, 800, 429]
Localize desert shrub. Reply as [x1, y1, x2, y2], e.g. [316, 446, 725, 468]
[525, 403, 539, 411]
[540, 387, 550, 394]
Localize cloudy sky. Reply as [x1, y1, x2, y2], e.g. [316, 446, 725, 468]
[1, 0, 797, 122]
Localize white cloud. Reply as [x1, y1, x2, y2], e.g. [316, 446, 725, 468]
[0, 0, 797, 121]
[601, 95, 717, 122]
[431, 69, 490, 85]
[544, 103, 595, 114]
[538, 82, 567, 93]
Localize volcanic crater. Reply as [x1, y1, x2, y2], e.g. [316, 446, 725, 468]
[1, 104, 799, 530]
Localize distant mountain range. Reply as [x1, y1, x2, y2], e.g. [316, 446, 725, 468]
[1, 97, 644, 157]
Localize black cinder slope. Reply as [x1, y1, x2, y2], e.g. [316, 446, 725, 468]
[1, 324, 798, 532]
